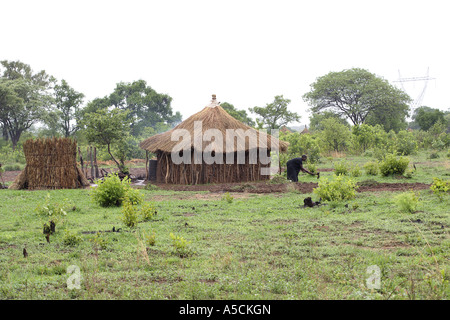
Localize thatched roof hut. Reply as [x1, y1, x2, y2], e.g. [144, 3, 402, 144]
[140, 95, 289, 184]
[9, 138, 89, 190]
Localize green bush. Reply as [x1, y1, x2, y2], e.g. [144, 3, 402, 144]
[363, 161, 379, 176]
[306, 161, 317, 174]
[394, 191, 419, 213]
[91, 173, 142, 207]
[121, 199, 139, 228]
[62, 229, 83, 247]
[313, 174, 357, 202]
[379, 154, 409, 176]
[430, 177, 449, 201]
[140, 202, 157, 221]
[169, 232, 193, 257]
[123, 187, 144, 205]
[334, 161, 349, 176]
[350, 164, 362, 177]
[91, 174, 127, 207]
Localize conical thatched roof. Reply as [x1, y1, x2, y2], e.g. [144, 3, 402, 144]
[140, 95, 289, 154]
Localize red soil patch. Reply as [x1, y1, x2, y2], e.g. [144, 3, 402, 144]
[1, 168, 431, 194]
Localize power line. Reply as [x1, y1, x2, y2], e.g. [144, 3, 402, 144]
[394, 67, 435, 113]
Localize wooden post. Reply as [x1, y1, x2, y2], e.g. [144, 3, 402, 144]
[85, 147, 89, 178]
[145, 151, 149, 181]
[89, 146, 94, 179]
[94, 147, 99, 179]
[78, 147, 84, 175]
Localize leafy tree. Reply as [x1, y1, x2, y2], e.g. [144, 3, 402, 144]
[352, 124, 375, 152]
[303, 68, 411, 131]
[81, 108, 131, 173]
[221, 102, 255, 127]
[50, 79, 84, 137]
[87, 80, 181, 137]
[249, 95, 300, 129]
[309, 110, 349, 132]
[0, 60, 55, 149]
[412, 106, 446, 131]
[319, 118, 352, 153]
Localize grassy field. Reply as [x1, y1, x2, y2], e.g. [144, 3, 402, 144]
[0, 153, 449, 300]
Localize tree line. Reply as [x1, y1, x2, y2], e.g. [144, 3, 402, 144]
[1, 60, 448, 172]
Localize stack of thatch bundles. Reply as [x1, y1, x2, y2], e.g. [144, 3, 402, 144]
[10, 137, 89, 190]
[140, 95, 289, 185]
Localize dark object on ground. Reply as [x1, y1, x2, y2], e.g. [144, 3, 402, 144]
[317, 172, 320, 179]
[43, 223, 51, 235]
[303, 197, 322, 207]
[45, 233, 50, 243]
[50, 220, 56, 234]
[23, 248, 28, 258]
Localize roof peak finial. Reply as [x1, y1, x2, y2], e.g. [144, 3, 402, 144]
[208, 94, 220, 108]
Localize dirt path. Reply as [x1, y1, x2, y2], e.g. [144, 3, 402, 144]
[1, 168, 431, 194]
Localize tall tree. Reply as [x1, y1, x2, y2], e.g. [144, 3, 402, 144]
[91, 80, 182, 137]
[0, 60, 54, 149]
[81, 108, 130, 173]
[249, 95, 300, 130]
[51, 79, 84, 137]
[221, 102, 255, 127]
[412, 106, 446, 131]
[303, 68, 411, 131]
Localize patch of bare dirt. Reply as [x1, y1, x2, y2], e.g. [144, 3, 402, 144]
[2, 167, 431, 194]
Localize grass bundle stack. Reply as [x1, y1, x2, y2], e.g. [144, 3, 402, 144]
[10, 137, 89, 190]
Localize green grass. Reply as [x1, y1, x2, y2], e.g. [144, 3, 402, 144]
[0, 179, 448, 300]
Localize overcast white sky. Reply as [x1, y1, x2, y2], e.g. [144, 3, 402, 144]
[2, 0, 449, 126]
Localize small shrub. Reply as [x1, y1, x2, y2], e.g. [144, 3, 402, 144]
[169, 232, 193, 257]
[350, 165, 362, 177]
[379, 154, 409, 176]
[222, 192, 234, 203]
[35, 193, 72, 225]
[62, 229, 82, 247]
[394, 191, 419, 213]
[306, 161, 317, 174]
[91, 173, 142, 207]
[124, 187, 144, 205]
[313, 174, 357, 202]
[363, 161, 379, 176]
[403, 168, 415, 179]
[91, 173, 128, 207]
[142, 230, 156, 247]
[140, 202, 157, 221]
[90, 231, 108, 250]
[121, 199, 139, 228]
[430, 177, 449, 201]
[334, 161, 349, 176]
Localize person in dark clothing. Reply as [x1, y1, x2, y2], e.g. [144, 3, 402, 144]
[286, 155, 318, 182]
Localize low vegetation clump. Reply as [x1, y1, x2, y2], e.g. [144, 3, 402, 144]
[430, 177, 449, 201]
[91, 173, 142, 207]
[313, 174, 357, 202]
[169, 232, 194, 257]
[379, 153, 409, 176]
[394, 191, 419, 213]
[62, 229, 83, 247]
[363, 161, 379, 176]
[333, 161, 349, 176]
